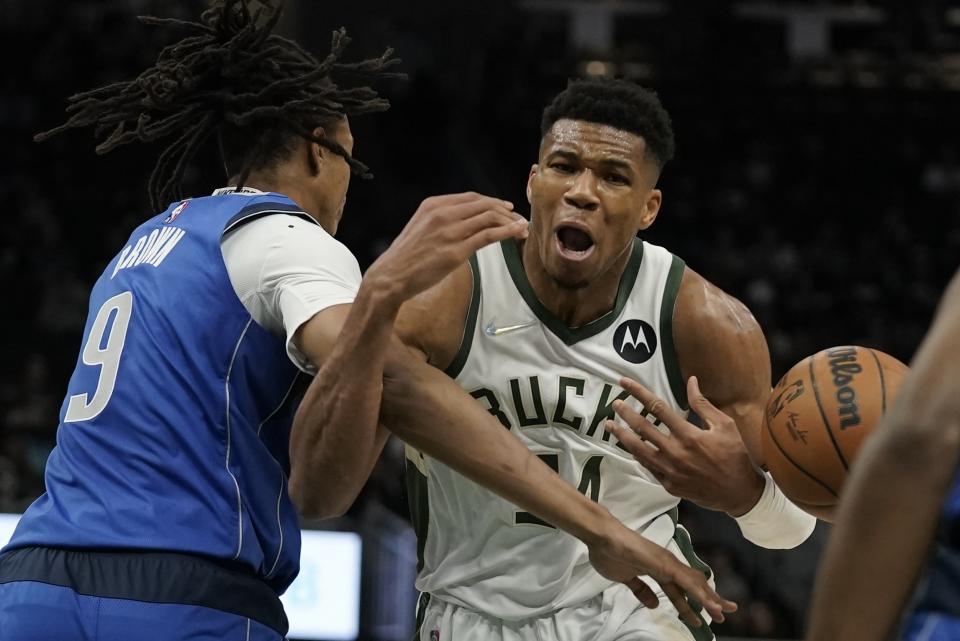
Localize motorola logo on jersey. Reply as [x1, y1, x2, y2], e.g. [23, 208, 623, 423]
[613, 319, 657, 364]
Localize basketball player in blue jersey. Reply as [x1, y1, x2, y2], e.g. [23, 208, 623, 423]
[806, 266, 960, 640]
[0, 2, 734, 640]
[382, 78, 813, 640]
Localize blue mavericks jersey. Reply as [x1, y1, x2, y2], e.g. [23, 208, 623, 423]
[5, 191, 315, 592]
[906, 469, 960, 628]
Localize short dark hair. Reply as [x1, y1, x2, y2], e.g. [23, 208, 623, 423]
[540, 77, 675, 169]
[35, 0, 403, 211]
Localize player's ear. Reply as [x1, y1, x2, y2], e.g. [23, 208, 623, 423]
[526, 164, 538, 204]
[637, 188, 661, 230]
[307, 126, 327, 176]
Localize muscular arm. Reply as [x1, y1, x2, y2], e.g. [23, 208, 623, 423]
[672, 268, 770, 514]
[286, 260, 469, 518]
[287, 285, 394, 519]
[807, 269, 960, 641]
[287, 192, 524, 519]
[393, 260, 473, 369]
[675, 268, 771, 466]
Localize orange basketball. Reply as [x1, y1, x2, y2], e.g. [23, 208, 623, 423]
[762, 346, 909, 521]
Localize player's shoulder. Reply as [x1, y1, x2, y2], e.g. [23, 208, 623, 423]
[223, 211, 360, 283]
[228, 211, 346, 251]
[671, 262, 771, 418]
[673, 264, 760, 340]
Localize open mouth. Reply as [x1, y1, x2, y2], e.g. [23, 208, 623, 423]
[555, 225, 596, 261]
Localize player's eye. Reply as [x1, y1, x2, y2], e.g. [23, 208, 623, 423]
[550, 162, 575, 174]
[606, 173, 630, 186]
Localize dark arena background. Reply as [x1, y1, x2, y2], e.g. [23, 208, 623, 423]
[2, 1, 959, 639]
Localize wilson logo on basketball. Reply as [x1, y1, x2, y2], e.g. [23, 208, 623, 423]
[768, 379, 805, 419]
[612, 319, 657, 364]
[827, 346, 862, 429]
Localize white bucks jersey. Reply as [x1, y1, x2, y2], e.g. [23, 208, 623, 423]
[406, 238, 711, 622]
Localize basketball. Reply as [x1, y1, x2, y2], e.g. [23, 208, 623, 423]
[762, 346, 909, 521]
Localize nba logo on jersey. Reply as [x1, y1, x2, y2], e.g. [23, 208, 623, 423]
[430, 630, 440, 641]
[165, 199, 189, 223]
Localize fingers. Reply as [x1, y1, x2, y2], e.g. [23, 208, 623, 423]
[619, 377, 695, 438]
[443, 194, 517, 221]
[661, 581, 704, 628]
[462, 219, 529, 252]
[624, 576, 660, 610]
[669, 567, 738, 623]
[686, 376, 733, 432]
[603, 419, 670, 481]
[422, 192, 511, 209]
[631, 575, 737, 628]
[611, 399, 670, 450]
[437, 199, 529, 253]
[453, 208, 528, 242]
[603, 419, 648, 455]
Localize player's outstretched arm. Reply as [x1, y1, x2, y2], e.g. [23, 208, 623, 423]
[288, 193, 527, 518]
[607, 267, 816, 548]
[806, 268, 960, 641]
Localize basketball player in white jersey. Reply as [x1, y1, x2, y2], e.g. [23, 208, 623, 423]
[395, 78, 817, 641]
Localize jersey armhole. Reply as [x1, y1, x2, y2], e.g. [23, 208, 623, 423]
[660, 254, 688, 410]
[443, 254, 482, 378]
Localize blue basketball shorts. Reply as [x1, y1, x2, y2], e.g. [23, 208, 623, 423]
[0, 581, 284, 641]
[0, 546, 288, 641]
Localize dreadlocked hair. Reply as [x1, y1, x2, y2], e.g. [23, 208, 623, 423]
[35, 0, 403, 212]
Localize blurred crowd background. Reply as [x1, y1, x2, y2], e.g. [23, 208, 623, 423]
[2, 0, 959, 638]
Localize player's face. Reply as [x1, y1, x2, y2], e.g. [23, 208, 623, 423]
[313, 117, 354, 235]
[526, 119, 661, 289]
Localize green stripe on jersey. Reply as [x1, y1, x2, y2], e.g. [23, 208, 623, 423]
[660, 254, 688, 409]
[673, 523, 715, 641]
[499, 238, 644, 346]
[404, 461, 430, 574]
[411, 592, 431, 641]
[444, 254, 482, 378]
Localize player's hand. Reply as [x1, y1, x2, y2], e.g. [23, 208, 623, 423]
[586, 521, 736, 626]
[605, 376, 765, 516]
[365, 192, 528, 308]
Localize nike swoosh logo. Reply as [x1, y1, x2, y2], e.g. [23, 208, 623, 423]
[484, 320, 538, 336]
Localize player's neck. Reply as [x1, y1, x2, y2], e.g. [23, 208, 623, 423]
[237, 172, 336, 234]
[520, 237, 631, 329]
